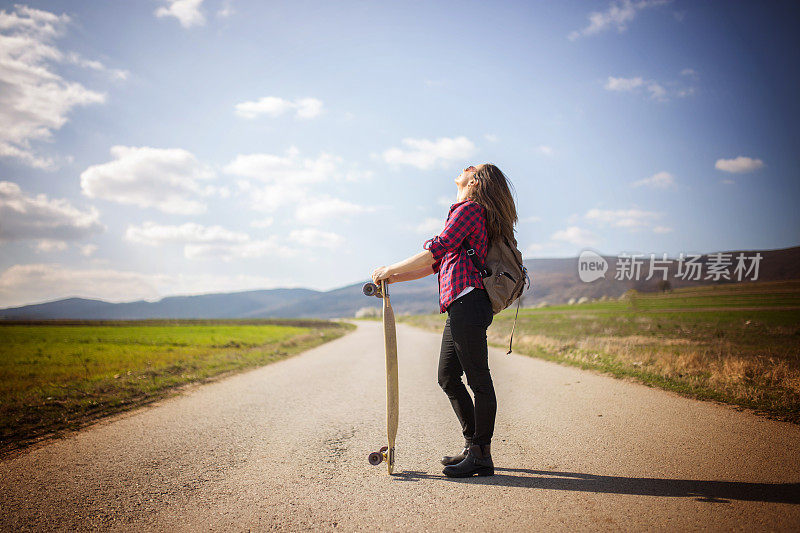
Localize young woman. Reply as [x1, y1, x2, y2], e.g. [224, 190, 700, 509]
[370, 163, 518, 478]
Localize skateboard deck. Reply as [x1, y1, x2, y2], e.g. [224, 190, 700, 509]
[363, 279, 398, 474]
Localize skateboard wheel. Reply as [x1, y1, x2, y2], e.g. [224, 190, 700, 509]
[368, 451, 383, 465]
[362, 282, 378, 297]
[379, 446, 388, 453]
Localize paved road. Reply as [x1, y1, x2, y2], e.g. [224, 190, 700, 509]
[2, 321, 799, 531]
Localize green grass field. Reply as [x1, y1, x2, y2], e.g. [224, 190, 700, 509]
[0, 319, 354, 456]
[401, 280, 800, 424]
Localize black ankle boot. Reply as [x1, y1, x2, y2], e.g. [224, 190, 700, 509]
[441, 441, 472, 466]
[442, 443, 493, 477]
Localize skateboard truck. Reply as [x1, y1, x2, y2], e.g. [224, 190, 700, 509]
[367, 445, 394, 466]
[362, 281, 385, 298]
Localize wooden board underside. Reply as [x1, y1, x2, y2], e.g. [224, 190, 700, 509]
[383, 284, 398, 473]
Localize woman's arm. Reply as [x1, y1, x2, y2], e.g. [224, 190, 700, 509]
[390, 249, 436, 275]
[371, 250, 436, 284]
[389, 264, 434, 284]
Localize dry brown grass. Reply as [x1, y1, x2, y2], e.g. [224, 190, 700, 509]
[500, 330, 800, 412]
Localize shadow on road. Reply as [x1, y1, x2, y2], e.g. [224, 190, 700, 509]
[392, 468, 800, 504]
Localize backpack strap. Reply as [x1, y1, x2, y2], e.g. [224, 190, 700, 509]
[507, 295, 521, 354]
[461, 241, 492, 277]
[507, 266, 531, 355]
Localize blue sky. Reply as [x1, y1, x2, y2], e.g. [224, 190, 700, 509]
[0, 0, 798, 307]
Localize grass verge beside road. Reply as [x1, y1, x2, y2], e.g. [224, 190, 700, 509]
[0, 319, 354, 456]
[401, 280, 800, 424]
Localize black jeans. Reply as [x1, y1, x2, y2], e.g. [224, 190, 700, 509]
[437, 287, 496, 446]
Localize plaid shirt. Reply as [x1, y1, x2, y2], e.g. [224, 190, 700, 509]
[423, 200, 488, 313]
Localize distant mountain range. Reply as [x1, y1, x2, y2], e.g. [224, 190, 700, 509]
[2, 246, 798, 320]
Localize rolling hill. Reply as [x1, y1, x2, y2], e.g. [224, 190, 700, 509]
[1, 246, 797, 320]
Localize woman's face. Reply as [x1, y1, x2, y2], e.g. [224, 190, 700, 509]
[455, 164, 479, 190]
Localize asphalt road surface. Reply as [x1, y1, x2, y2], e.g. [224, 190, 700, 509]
[2, 321, 799, 531]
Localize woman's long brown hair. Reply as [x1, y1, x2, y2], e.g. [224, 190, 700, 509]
[466, 163, 518, 244]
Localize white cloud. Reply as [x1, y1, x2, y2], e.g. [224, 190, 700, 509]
[217, 0, 235, 18]
[653, 225, 672, 233]
[154, 0, 205, 28]
[484, 133, 499, 143]
[605, 76, 644, 91]
[235, 96, 324, 119]
[632, 171, 675, 188]
[568, 0, 670, 40]
[551, 226, 598, 246]
[225, 148, 374, 216]
[0, 181, 104, 245]
[34, 239, 67, 253]
[125, 221, 296, 261]
[235, 96, 292, 118]
[585, 207, 660, 229]
[288, 228, 344, 249]
[224, 147, 340, 184]
[226, 148, 370, 186]
[646, 82, 667, 100]
[126, 221, 248, 246]
[381, 136, 475, 170]
[342, 165, 373, 182]
[294, 196, 373, 225]
[0, 263, 289, 308]
[523, 243, 546, 256]
[720, 179, 735, 185]
[294, 97, 323, 119]
[183, 239, 295, 261]
[714, 156, 764, 173]
[605, 75, 689, 102]
[80, 146, 217, 214]
[0, 4, 108, 169]
[680, 68, 696, 77]
[245, 181, 309, 212]
[415, 217, 444, 234]
[536, 145, 554, 156]
[80, 243, 97, 256]
[65, 51, 129, 81]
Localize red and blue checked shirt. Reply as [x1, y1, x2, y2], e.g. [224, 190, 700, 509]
[423, 200, 488, 313]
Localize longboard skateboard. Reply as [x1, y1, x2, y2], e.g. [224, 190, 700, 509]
[362, 279, 398, 474]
